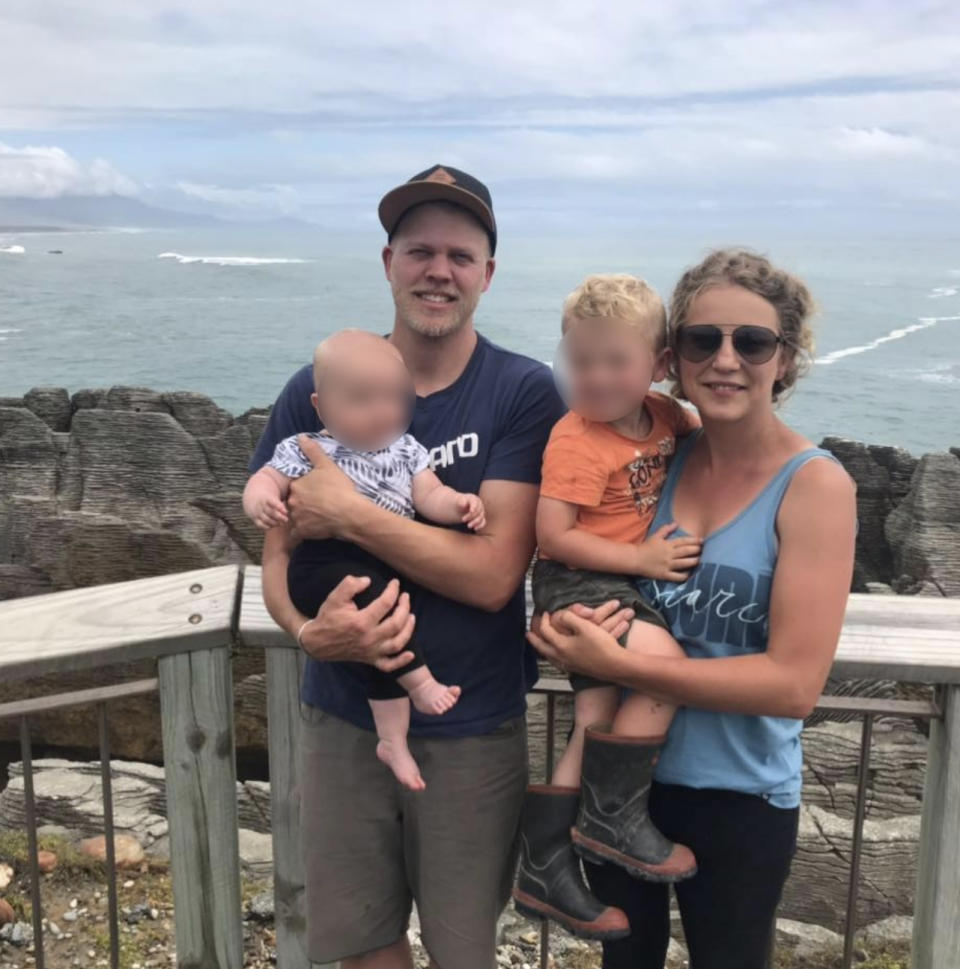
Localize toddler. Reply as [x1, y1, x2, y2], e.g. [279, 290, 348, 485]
[244, 329, 485, 791]
[514, 275, 702, 940]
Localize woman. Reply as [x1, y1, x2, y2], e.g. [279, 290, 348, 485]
[528, 249, 857, 969]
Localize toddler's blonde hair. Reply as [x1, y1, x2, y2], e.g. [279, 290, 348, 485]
[562, 274, 667, 351]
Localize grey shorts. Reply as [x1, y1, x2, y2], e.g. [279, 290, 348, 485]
[531, 557, 668, 692]
[298, 702, 528, 967]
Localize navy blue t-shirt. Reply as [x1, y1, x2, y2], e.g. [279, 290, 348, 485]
[249, 334, 566, 737]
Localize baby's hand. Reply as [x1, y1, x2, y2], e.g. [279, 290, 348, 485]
[635, 523, 702, 581]
[457, 493, 486, 531]
[250, 495, 289, 531]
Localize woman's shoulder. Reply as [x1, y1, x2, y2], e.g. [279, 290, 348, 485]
[779, 444, 857, 519]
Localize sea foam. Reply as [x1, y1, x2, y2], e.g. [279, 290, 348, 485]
[0, 245, 25, 254]
[929, 286, 958, 298]
[157, 252, 310, 266]
[817, 315, 960, 366]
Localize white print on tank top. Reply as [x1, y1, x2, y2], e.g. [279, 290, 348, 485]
[645, 563, 772, 653]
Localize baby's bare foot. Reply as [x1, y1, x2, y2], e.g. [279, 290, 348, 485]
[408, 678, 461, 716]
[376, 738, 426, 791]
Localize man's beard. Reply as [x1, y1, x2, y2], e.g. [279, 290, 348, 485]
[392, 283, 480, 339]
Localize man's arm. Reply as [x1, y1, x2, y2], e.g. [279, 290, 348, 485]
[260, 524, 417, 670]
[287, 439, 538, 612]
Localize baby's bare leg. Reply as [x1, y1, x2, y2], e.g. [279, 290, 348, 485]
[370, 698, 426, 792]
[398, 665, 461, 716]
[611, 622, 684, 737]
[551, 685, 620, 787]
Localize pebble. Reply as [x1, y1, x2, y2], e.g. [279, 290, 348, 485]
[123, 879, 135, 889]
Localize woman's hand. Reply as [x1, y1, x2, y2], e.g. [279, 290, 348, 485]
[527, 609, 627, 681]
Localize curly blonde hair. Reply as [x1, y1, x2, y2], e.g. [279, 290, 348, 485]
[667, 249, 816, 402]
[562, 274, 667, 352]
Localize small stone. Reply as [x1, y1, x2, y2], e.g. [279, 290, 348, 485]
[79, 835, 144, 870]
[87, 949, 96, 958]
[10, 922, 33, 946]
[247, 890, 274, 921]
[47, 922, 60, 937]
[148, 908, 159, 921]
[0, 863, 13, 891]
[123, 880, 135, 889]
[62, 910, 78, 922]
[0, 900, 14, 927]
[36, 850, 57, 874]
[69, 899, 78, 909]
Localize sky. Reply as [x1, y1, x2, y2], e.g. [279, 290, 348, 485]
[0, 0, 958, 233]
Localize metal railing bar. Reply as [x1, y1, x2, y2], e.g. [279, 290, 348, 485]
[842, 715, 874, 969]
[814, 695, 939, 719]
[0, 678, 159, 721]
[532, 677, 939, 719]
[97, 702, 120, 969]
[19, 716, 45, 969]
[539, 692, 557, 969]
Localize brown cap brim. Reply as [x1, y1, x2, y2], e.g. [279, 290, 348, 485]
[378, 182, 496, 240]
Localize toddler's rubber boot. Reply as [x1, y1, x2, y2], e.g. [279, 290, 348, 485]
[513, 784, 630, 940]
[571, 724, 697, 882]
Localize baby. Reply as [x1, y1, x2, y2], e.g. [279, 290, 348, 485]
[244, 329, 485, 791]
[513, 275, 702, 940]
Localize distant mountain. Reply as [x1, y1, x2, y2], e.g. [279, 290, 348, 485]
[0, 194, 228, 229]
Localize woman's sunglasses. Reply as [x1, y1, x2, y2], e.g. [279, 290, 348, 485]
[675, 324, 785, 365]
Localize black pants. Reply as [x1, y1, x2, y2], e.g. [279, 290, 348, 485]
[584, 782, 799, 969]
[287, 539, 425, 700]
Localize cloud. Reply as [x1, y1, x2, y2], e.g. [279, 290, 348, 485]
[0, 1, 956, 222]
[0, 143, 137, 198]
[175, 180, 299, 214]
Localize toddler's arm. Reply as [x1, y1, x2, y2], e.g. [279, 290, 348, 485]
[537, 496, 702, 583]
[412, 468, 486, 531]
[243, 466, 293, 530]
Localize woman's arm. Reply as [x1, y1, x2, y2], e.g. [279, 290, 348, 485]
[537, 496, 702, 581]
[529, 459, 856, 719]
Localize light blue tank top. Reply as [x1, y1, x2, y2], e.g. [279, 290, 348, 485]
[636, 431, 839, 808]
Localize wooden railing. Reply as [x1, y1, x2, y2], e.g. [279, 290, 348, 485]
[1, 565, 958, 969]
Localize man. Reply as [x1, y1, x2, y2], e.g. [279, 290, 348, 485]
[250, 165, 565, 968]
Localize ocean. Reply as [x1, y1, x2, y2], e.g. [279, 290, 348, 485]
[1, 226, 958, 455]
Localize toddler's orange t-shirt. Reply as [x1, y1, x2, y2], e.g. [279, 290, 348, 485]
[539, 392, 699, 554]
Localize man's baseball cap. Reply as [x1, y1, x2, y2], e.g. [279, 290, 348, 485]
[378, 164, 497, 255]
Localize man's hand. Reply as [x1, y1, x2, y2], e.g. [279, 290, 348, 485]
[635, 523, 702, 581]
[287, 434, 364, 542]
[297, 575, 416, 672]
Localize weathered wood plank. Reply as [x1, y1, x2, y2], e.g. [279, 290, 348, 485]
[238, 565, 291, 649]
[913, 684, 960, 969]
[158, 644, 244, 969]
[240, 567, 960, 683]
[265, 645, 318, 968]
[0, 565, 239, 680]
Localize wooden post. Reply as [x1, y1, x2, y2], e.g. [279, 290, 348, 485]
[159, 644, 244, 969]
[265, 646, 318, 969]
[913, 684, 960, 969]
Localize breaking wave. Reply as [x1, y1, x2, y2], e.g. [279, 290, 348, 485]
[157, 252, 310, 266]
